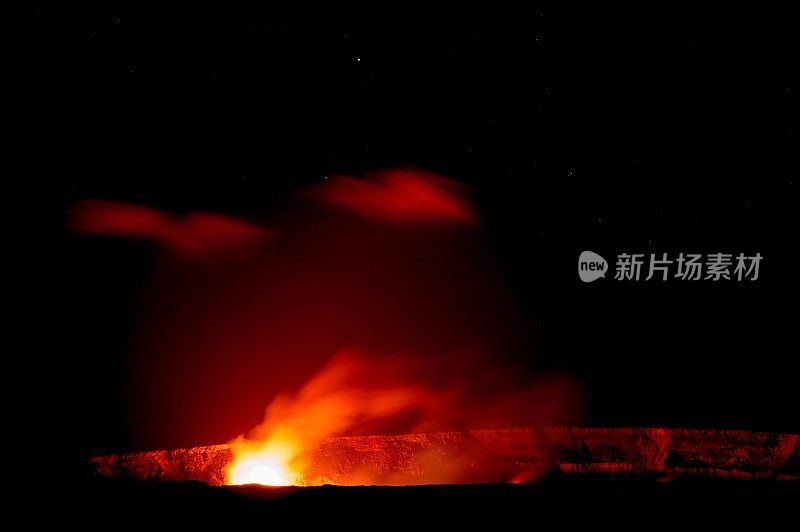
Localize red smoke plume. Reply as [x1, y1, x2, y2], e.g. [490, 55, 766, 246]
[228, 350, 580, 485]
[241, 349, 580, 441]
[72, 168, 582, 453]
[69, 200, 270, 258]
[308, 168, 476, 224]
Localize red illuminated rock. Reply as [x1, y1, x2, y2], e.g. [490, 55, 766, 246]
[89, 428, 799, 486]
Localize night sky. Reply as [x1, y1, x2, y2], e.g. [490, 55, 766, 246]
[27, 7, 798, 465]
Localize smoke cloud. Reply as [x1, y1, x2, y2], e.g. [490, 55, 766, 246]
[71, 168, 583, 451]
[70, 199, 271, 258]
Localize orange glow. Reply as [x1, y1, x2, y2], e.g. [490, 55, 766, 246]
[225, 352, 436, 486]
[225, 351, 582, 486]
[226, 440, 299, 486]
